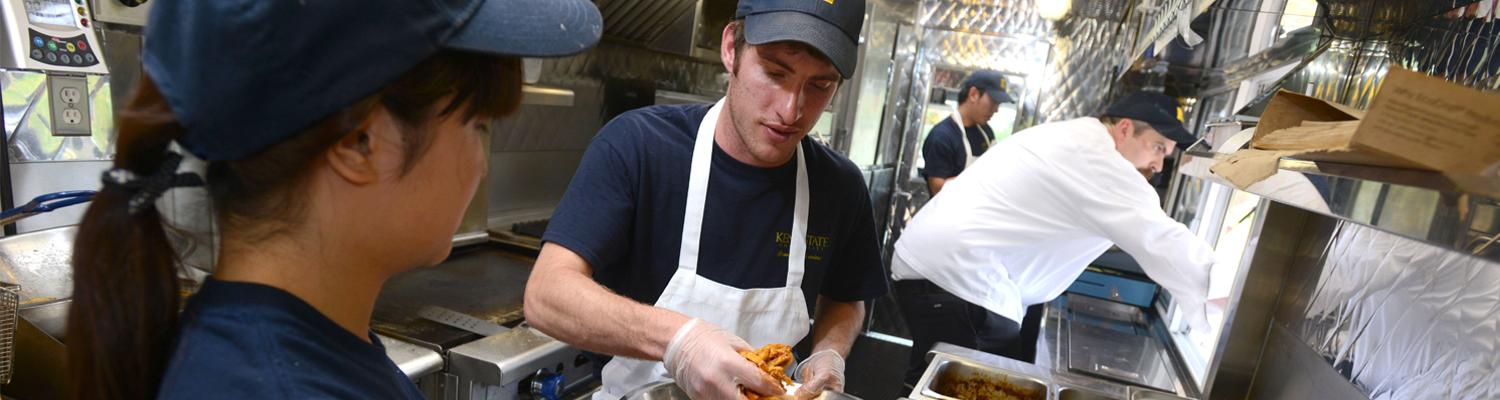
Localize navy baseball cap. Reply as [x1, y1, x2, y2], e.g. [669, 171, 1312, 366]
[145, 0, 602, 162]
[1102, 92, 1195, 148]
[737, 0, 865, 78]
[961, 70, 1014, 104]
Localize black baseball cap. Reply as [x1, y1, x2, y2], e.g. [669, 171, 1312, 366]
[146, 0, 603, 162]
[1102, 91, 1195, 148]
[736, 0, 866, 78]
[961, 70, 1014, 104]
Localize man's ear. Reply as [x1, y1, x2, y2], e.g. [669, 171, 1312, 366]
[722, 23, 738, 75]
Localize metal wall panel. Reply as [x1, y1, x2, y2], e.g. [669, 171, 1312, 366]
[1245, 1, 1499, 113]
[1039, 15, 1141, 121]
[1388, 5, 1500, 92]
[598, 0, 698, 46]
[3, 72, 115, 162]
[1275, 221, 1500, 399]
[917, 0, 1051, 38]
[485, 42, 727, 222]
[3, 71, 116, 233]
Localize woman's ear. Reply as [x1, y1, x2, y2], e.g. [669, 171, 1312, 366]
[325, 109, 390, 185]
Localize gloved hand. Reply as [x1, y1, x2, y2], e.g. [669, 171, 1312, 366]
[663, 318, 784, 400]
[1179, 299, 1211, 334]
[792, 349, 845, 400]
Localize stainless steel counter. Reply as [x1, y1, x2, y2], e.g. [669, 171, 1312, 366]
[379, 333, 445, 379]
[906, 298, 1198, 400]
[1044, 297, 1196, 399]
[371, 242, 598, 400]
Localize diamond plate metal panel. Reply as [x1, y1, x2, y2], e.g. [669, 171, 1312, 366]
[1040, 16, 1141, 121]
[1074, 0, 1133, 21]
[931, 31, 1052, 73]
[918, 0, 1052, 38]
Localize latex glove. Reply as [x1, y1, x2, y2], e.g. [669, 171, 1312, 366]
[792, 349, 845, 400]
[663, 319, 784, 400]
[1178, 298, 1212, 334]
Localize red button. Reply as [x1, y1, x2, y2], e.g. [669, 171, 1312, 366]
[79, 18, 88, 27]
[78, 41, 86, 51]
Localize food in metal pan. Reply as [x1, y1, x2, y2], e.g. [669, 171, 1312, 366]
[936, 376, 1044, 400]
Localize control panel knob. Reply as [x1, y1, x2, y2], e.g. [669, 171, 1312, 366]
[528, 372, 566, 400]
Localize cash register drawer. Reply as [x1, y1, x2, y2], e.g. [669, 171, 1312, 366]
[1066, 270, 1157, 308]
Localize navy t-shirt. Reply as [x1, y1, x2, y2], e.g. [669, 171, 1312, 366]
[920, 118, 994, 180]
[159, 279, 422, 399]
[544, 103, 888, 314]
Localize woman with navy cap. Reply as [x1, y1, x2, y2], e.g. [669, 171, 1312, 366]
[64, 0, 600, 398]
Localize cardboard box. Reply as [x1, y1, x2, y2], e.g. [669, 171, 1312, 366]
[1251, 66, 1500, 174]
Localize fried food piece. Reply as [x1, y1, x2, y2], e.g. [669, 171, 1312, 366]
[738, 343, 794, 400]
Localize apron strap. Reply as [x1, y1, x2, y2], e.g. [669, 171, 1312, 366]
[952, 113, 976, 167]
[786, 144, 808, 287]
[677, 100, 721, 274]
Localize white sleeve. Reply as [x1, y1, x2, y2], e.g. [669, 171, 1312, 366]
[1063, 151, 1216, 327]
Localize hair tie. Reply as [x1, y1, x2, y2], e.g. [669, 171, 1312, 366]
[100, 153, 205, 215]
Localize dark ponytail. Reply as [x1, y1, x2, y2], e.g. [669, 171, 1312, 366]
[67, 50, 523, 399]
[66, 74, 188, 400]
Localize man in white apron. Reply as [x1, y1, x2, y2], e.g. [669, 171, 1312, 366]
[524, 1, 888, 399]
[918, 70, 1012, 195]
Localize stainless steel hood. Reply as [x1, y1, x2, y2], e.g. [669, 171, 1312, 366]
[598, 0, 727, 59]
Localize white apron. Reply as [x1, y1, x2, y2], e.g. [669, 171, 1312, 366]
[949, 113, 993, 167]
[595, 99, 812, 399]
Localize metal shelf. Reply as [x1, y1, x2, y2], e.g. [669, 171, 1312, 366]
[1202, 156, 1500, 263]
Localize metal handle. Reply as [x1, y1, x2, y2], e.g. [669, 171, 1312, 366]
[0, 190, 97, 225]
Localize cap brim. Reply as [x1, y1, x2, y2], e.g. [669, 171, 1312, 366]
[986, 88, 1014, 104]
[1147, 121, 1197, 149]
[445, 0, 602, 58]
[744, 11, 857, 78]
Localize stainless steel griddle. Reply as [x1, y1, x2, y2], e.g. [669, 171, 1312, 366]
[372, 245, 535, 350]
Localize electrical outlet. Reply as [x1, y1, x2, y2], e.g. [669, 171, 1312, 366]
[47, 75, 92, 136]
[59, 87, 82, 104]
[61, 109, 83, 124]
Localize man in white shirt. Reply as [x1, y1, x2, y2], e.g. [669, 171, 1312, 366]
[890, 92, 1216, 384]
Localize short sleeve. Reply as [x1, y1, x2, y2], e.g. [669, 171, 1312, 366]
[820, 173, 890, 302]
[542, 118, 640, 271]
[922, 123, 961, 179]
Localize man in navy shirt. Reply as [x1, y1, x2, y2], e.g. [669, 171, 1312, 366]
[920, 70, 1013, 195]
[525, 1, 887, 399]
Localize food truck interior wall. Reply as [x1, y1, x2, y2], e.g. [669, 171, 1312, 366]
[1168, 1, 1500, 399]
